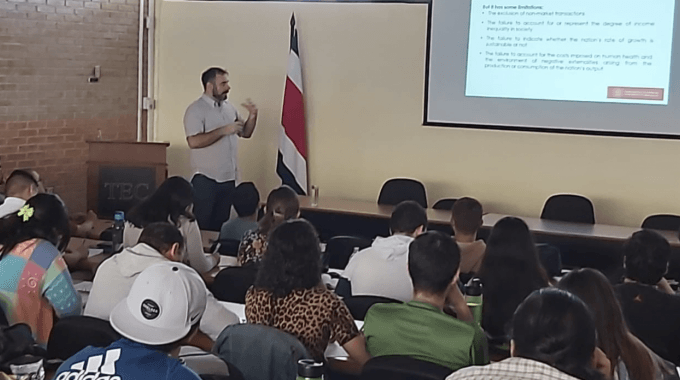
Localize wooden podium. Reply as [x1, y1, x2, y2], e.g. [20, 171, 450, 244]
[87, 141, 169, 219]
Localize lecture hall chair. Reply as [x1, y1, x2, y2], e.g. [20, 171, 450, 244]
[540, 194, 595, 224]
[325, 236, 372, 270]
[342, 295, 402, 321]
[360, 355, 452, 380]
[432, 198, 458, 211]
[47, 316, 120, 360]
[377, 178, 428, 209]
[641, 214, 680, 232]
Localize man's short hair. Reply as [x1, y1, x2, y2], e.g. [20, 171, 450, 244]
[408, 231, 460, 295]
[5, 169, 38, 197]
[452, 197, 483, 235]
[232, 182, 260, 217]
[138, 222, 185, 255]
[201, 67, 227, 89]
[623, 229, 671, 285]
[390, 201, 428, 235]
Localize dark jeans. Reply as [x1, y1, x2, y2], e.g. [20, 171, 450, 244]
[191, 174, 235, 232]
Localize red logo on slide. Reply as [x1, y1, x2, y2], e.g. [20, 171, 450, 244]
[607, 87, 664, 101]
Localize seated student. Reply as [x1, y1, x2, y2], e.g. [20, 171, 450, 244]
[54, 262, 206, 380]
[615, 230, 680, 365]
[0, 170, 101, 272]
[451, 197, 486, 276]
[1, 169, 104, 242]
[0, 194, 81, 345]
[559, 268, 679, 380]
[0, 170, 39, 218]
[219, 182, 260, 241]
[124, 176, 219, 274]
[477, 217, 550, 341]
[85, 222, 238, 347]
[363, 231, 488, 371]
[245, 219, 371, 372]
[448, 288, 611, 380]
[342, 201, 427, 302]
[237, 185, 299, 266]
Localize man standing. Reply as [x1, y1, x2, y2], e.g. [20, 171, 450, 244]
[184, 67, 258, 231]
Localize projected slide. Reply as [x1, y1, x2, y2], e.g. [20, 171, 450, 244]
[465, 0, 675, 104]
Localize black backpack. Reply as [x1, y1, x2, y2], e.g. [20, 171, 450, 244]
[0, 323, 47, 375]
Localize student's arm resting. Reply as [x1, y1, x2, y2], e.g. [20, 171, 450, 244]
[329, 296, 370, 373]
[328, 334, 371, 375]
[200, 292, 240, 340]
[43, 256, 82, 317]
[447, 284, 474, 323]
[184, 220, 218, 273]
[342, 334, 371, 367]
[186, 329, 214, 353]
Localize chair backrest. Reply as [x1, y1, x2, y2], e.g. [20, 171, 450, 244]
[342, 295, 402, 321]
[641, 214, 680, 232]
[216, 238, 242, 257]
[540, 194, 595, 224]
[360, 355, 452, 380]
[211, 265, 258, 304]
[377, 178, 428, 208]
[213, 324, 311, 380]
[326, 236, 372, 270]
[432, 198, 458, 211]
[47, 316, 120, 360]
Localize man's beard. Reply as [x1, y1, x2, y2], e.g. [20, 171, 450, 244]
[213, 89, 227, 101]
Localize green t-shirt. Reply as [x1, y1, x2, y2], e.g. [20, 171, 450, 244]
[364, 300, 489, 371]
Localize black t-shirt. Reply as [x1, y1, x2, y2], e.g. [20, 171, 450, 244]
[615, 282, 680, 365]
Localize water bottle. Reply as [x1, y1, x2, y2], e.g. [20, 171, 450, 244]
[465, 278, 483, 326]
[111, 211, 125, 253]
[297, 359, 324, 380]
[311, 185, 319, 207]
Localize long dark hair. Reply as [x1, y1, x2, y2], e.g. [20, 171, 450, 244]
[512, 288, 604, 380]
[257, 186, 299, 237]
[127, 176, 195, 228]
[0, 193, 71, 257]
[478, 217, 550, 338]
[254, 219, 321, 298]
[558, 269, 656, 380]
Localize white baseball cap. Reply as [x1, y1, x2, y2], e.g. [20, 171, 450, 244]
[110, 262, 207, 345]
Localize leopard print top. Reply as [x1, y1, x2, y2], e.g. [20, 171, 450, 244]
[245, 286, 360, 360]
[237, 230, 267, 266]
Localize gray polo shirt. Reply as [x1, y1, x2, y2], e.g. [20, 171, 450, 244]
[184, 94, 241, 182]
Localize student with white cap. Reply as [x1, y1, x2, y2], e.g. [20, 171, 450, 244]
[53, 262, 206, 380]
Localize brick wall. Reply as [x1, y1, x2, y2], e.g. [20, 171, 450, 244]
[0, 0, 139, 212]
